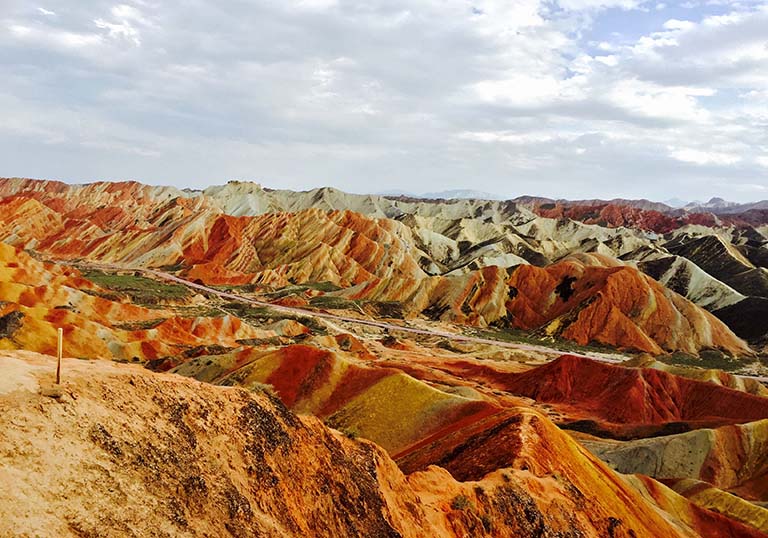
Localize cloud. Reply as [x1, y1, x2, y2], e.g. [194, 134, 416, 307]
[93, 4, 155, 46]
[555, 0, 647, 10]
[669, 148, 741, 165]
[0, 0, 766, 201]
[7, 24, 103, 49]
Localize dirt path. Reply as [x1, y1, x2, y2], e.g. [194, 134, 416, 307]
[105, 262, 622, 362]
[66, 260, 768, 383]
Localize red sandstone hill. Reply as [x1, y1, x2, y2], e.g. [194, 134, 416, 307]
[535, 202, 679, 232]
[503, 255, 751, 355]
[531, 201, 768, 231]
[362, 254, 752, 356]
[3, 178, 768, 536]
[502, 355, 768, 434]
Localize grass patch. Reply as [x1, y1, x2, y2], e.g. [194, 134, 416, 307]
[250, 382, 278, 399]
[83, 269, 190, 304]
[210, 283, 261, 293]
[263, 281, 342, 300]
[166, 305, 226, 318]
[306, 281, 342, 292]
[365, 301, 404, 319]
[155, 262, 188, 272]
[657, 349, 742, 372]
[220, 302, 327, 335]
[451, 495, 473, 511]
[308, 295, 361, 310]
[337, 426, 360, 440]
[470, 326, 621, 355]
[306, 296, 404, 318]
[219, 302, 272, 319]
[114, 318, 166, 331]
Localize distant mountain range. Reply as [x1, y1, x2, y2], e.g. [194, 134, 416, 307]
[378, 190, 767, 215]
[683, 197, 768, 214]
[377, 189, 503, 200]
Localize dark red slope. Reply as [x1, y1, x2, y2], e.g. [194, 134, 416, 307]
[503, 355, 768, 428]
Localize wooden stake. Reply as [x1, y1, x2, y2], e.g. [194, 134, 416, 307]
[56, 327, 63, 385]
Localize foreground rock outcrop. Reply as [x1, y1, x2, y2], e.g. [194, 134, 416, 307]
[2, 351, 765, 538]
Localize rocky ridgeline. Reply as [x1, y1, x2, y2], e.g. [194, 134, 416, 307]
[0, 178, 763, 356]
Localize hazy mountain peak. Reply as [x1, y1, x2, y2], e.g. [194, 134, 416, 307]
[379, 189, 502, 201]
[663, 197, 689, 208]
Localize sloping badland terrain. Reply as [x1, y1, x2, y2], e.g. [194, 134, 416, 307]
[3, 351, 767, 538]
[2, 177, 768, 537]
[0, 178, 760, 357]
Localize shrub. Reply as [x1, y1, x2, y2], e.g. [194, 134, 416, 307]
[451, 494, 473, 511]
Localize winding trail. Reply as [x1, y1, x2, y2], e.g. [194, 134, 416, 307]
[76, 260, 617, 361]
[144, 267, 615, 360]
[69, 260, 768, 383]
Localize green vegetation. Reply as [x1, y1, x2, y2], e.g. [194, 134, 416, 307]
[306, 281, 343, 293]
[155, 262, 188, 272]
[308, 296, 404, 318]
[470, 326, 622, 356]
[365, 301, 404, 319]
[658, 349, 742, 372]
[341, 426, 360, 440]
[308, 295, 361, 310]
[264, 281, 342, 299]
[451, 494, 473, 511]
[250, 382, 278, 399]
[114, 318, 166, 331]
[210, 283, 261, 293]
[220, 302, 327, 335]
[166, 305, 226, 318]
[219, 302, 271, 318]
[450, 492, 493, 531]
[83, 269, 190, 304]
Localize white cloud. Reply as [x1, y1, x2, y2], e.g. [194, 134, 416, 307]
[0, 0, 766, 202]
[8, 23, 102, 49]
[662, 19, 695, 31]
[92, 4, 154, 47]
[458, 131, 558, 144]
[111, 4, 152, 26]
[595, 55, 619, 66]
[607, 79, 714, 122]
[556, 0, 646, 10]
[37, 7, 55, 16]
[93, 18, 141, 45]
[669, 148, 741, 165]
[472, 75, 565, 106]
[293, 0, 338, 10]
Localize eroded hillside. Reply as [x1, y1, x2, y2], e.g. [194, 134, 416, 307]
[2, 351, 765, 538]
[2, 177, 768, 537]
[0, 178, 760, 358]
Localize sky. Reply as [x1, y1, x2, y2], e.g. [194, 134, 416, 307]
[1, 1, 767, 202]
